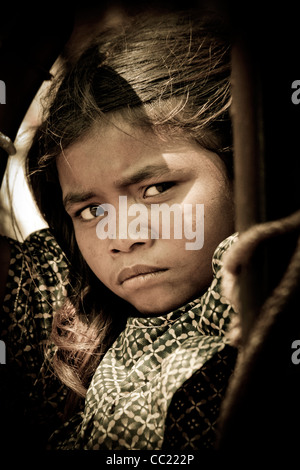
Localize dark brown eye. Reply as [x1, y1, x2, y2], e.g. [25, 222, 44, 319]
[143, 182, 175, 198]
[80, 205, 104, 220]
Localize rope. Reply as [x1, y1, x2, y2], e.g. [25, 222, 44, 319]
[217, 209, 300, 441]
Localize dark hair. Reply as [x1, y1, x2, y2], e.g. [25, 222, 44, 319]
[26, 9, 233, 402]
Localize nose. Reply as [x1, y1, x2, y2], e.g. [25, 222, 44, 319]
[98, 197, 155, 255]
[108, 235, 154, 256]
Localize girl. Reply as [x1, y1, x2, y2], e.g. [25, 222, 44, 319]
[0, 8, 238, 450]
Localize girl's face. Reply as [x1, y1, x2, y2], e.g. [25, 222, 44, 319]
[57, 119, 234, 315]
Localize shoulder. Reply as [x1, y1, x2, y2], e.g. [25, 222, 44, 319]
[4, 228, 69, 284]
[0, 236, 11, 305]
[4, 228, 67, 260]
[163, 344, 237, 450]
[1, 228, 70, 352]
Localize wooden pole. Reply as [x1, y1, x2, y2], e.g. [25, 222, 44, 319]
[217, 0, 300, 456]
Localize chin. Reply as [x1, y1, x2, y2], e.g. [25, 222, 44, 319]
[135, 306, 171, 316]
[130, 296, 190, 316]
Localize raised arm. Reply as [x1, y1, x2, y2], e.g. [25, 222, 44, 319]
[0, 236, 10, 307]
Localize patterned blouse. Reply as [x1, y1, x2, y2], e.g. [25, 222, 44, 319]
[0, 229, 237, 451]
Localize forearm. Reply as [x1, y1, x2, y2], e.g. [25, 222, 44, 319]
[0, 236, 11, 307]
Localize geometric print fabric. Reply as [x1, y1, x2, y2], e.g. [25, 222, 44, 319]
[49, 234, 238, 450]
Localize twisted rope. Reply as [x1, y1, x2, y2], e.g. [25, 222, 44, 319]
[217, 209, 300, 439]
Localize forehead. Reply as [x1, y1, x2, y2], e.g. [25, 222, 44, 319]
[56, 124, 158, 177]
[56, 119, 224, 192]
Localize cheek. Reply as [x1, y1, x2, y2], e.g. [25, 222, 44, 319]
[164, 239, 214, 294]
[75, 230, 109, 279]
[187, 178, 234, 234]
[184, 180, 234, 263]
[205, 186, 234, 234]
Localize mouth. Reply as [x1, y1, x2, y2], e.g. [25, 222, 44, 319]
[117, 265, 168, 285]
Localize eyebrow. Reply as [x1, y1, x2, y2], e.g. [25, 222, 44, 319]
[114, 163, 172, 188]
[63, 164, 175, 210]
[63, 191, 97, 210]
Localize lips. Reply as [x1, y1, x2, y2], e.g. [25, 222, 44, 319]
[117, 265, 167, 284]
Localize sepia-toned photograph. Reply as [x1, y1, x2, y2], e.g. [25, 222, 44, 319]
[0, 0, 299, 463]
